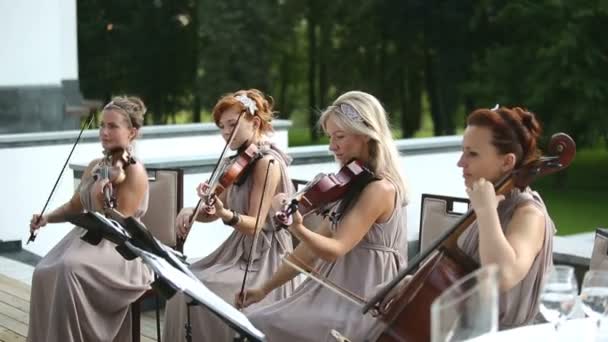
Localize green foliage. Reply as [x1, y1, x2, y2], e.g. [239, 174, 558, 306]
[76, 0, 608, 147]
[466, 0, 608, 147]
[78, 0, 197, 124]
[535, 147, 608, 234]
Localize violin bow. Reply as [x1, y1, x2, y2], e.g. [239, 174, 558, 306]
[239, 159, 275, 301]
[282, 253, 366, 307]
[186, 111, 246, 228]
[231, 158, 274, 342]
[28, 112, 96, 244]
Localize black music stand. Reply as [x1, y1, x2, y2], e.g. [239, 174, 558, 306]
[66, 211, 138, 260]
[123, 241, 266, 342]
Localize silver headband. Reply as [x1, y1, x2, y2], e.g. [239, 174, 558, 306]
[235, 94, 258, 115]
[491, 104, 499, 111]
[339, 103, 364, 123]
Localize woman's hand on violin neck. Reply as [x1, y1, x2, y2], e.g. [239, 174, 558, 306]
[286, 212, 306, 236]
[92, 177, 112, 206]
[212, 196, 230, 220]
[176, 207, 195, 239]
[30, 214, 48, 232]
[234, 287, 268, 309]
[466, 178, 505, 214]
[196, 182, 210, 199]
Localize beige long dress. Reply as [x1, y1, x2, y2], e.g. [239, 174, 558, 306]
[27, 160, 153, 342]
[458, 187, 555, 329]
[246, 191, 408, 342]
[162, 142, 300, 342]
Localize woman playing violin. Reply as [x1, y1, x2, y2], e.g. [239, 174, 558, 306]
[457, 106, 556, 328]
[27, 96, 151, 342]
[237, 90, 408, 341]
[162, 89, 300, 342]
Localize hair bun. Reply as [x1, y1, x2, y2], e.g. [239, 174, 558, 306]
[518, 108, 541, 139]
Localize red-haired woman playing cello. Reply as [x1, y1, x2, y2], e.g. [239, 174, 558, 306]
[456, 106, 557, 329]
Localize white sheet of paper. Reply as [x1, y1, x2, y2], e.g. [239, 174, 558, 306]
[135, 245, 266, 341]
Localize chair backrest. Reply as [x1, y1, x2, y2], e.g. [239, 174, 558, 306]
[431, 264, 499, 342]
[590, 227, 608, 270]
[419, 194, 469, 255]
[140, 168, 183, 248]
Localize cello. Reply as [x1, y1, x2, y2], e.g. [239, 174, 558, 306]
[362, 133, 576, 341]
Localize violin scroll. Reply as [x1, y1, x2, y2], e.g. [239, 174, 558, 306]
[512, 133, 576, 189]
[548, 132, 576, 168]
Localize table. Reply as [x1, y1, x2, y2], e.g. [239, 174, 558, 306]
[468, 318, 602, 341]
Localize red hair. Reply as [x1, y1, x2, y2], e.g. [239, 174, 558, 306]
[211, 89, 274, 135]
[467, 106, 542, 167]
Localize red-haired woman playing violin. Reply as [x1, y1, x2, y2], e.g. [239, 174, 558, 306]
[237, 91, 409, 341]
[163, 89, 300, 342]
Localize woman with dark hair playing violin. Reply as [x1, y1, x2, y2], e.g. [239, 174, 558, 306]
[27, 96, 151, 342]
[236, 90, 409, 341]
[456, 106, 557, 329]
[162, 89, 300, 342]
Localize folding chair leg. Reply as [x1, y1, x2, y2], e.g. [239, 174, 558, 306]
[132, 300, 141, 342]
[155, 293, 162, 342]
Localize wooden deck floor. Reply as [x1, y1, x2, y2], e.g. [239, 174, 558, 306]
[0, 273, 163, 342]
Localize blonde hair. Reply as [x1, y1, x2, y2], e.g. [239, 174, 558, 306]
[319, 91, 408, 204]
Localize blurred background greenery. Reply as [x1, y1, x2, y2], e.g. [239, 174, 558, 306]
[76, 0, 608, 234]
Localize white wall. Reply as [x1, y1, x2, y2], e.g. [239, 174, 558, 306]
[60, 0, 79, 80]
[1, 129, 288, 257]
[127, 152, 466, 258]
[2, 129, 464, 261]
[149, 150, 465, 260]
[0, 0, 65, 86]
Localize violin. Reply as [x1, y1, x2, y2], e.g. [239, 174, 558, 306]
[183, 143, 261, 230]
[274, 159, 373, 228]
[95, 147, 136, 210]
[363, 133, 576, 342]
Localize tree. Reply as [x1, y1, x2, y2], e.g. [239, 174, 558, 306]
[78, 0, 197, 124]
[466, 0, 608, 146]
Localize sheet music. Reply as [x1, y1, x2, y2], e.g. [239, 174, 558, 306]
[130, 243, 266, 341]
[90, 211, 130, 237]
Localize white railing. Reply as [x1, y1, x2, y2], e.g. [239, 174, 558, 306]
[0, 121, 290, 257]
[3, 125, 465, 260]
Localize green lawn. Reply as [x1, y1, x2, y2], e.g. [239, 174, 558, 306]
[534, 147, 608, 235]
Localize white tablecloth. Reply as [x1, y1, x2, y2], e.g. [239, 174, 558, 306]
[468, 318, 604, 341]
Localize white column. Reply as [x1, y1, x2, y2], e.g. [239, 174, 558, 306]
[60, 0, 79, 81]
[0, 0, 63, 87]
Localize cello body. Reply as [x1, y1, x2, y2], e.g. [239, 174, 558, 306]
[370, 246, 478, 341]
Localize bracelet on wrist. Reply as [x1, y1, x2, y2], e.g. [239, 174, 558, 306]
[222, 209, 240, 226]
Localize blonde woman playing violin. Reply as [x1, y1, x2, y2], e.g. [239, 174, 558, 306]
[237, 91, 409, 342]
[163, 89, 300, 342]
[27, 96, 151, 342]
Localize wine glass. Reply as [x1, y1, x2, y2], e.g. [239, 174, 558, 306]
[539, 265, 578, 334]
[431, 265, 499, 342]
[580, 270, 608, 333]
